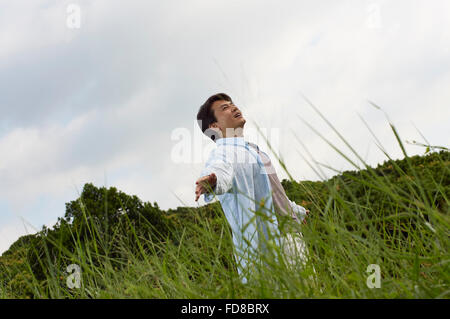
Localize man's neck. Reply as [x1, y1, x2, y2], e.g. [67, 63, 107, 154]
[222, 127, 244, 138]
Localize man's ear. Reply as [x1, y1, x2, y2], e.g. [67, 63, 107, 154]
[205, 122, 222, 141]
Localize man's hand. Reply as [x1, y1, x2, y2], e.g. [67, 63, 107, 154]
[302, 210, 310, 224]
[195, 173, 217, 201]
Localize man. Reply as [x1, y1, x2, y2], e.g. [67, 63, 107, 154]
[195, 93, 311, 283]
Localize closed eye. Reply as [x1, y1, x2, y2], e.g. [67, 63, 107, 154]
[221, 102, 235, 110]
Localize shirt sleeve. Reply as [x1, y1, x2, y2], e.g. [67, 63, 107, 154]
[199, 148, 235, 202]
[288, 199, 307, 222]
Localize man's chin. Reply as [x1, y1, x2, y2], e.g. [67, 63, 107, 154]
[232, 117, 246, 129]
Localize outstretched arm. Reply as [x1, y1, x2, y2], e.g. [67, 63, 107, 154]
[195, 173, 217, 201]
[288, 199, 310, 224]
[195, 150, 235, 202]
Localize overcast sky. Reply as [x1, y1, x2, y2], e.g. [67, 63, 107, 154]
[1, 0, 449, 254]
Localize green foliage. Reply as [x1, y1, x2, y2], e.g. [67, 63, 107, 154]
[1, 150, 449, 298]
[0, 240, 36, 298]
[283, 150, 449, 216]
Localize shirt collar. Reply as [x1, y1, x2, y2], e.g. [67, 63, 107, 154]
[216, 136, 247, 146]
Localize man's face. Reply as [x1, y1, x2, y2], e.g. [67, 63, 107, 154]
[209, 100, 246, 137]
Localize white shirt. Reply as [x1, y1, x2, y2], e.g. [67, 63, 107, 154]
[199, 136, 307, 283]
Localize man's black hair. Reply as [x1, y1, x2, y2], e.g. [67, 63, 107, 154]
[197, 93, 233, 141]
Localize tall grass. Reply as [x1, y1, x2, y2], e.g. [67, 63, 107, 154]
[1, 100, 449, 299]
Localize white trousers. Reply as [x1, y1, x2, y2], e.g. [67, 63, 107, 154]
[281, 232, 322, 292]
[282, 232, 308, 268]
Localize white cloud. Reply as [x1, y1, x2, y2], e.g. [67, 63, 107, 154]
[1, 0, 449, 254]
[0, 218, 37, 256]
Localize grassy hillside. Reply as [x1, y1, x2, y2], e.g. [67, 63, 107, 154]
[0, 149, 449, 299]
